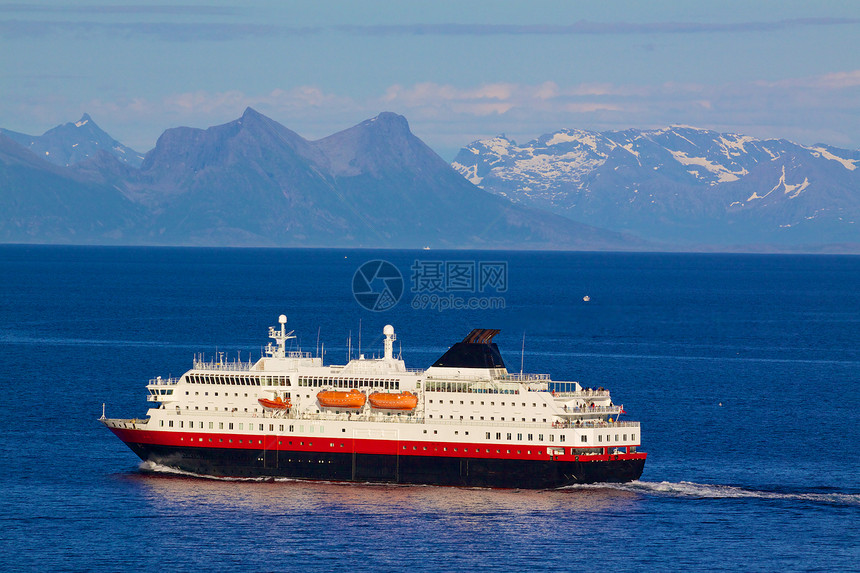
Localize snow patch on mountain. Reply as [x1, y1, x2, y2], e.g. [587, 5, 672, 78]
[669, 149, 746, 183]
[808, 146, 857, 170]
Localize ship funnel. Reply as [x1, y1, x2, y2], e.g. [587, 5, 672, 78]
[383, 325, 396, 361]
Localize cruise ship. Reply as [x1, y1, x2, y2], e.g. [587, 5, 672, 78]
[102, 315, 646, 488]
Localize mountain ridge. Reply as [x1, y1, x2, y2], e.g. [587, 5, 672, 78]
[451, 126, 859, 246]
[0, 109, 638, 250]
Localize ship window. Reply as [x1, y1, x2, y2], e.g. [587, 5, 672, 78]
[527, 450, 531, 455]
[228, 423, 233, 430]
[539, 434, 544, 441]
[209, 422, 214, 429]
[289, 425, 294, 432]
[160, 420, 164, 427]
[624, 434, 627, 441]
[239, 423, 244, 430]
[260, 424, 264, 431]
[470, 401, 474, 405]
[506, 433, 511, 440]
[485, 432, 491, 439]
[219, 422, 223, 429]
[491, 402, 494, 406]
[517, 434, 522, 440]
[269, 424, 274, 431]
[581, 436, 587, 442]
[496, 433, 501, 439]
[527, 434, 533, 441]
[598, 435, 603, 442]
[632, 434, 636, 441]
[549, 435, 554, 442]
[615, 434, 619, 441]
[560, 435, 565, 442]
[179, 421, 183, 428]
[480, 402, 484, 406]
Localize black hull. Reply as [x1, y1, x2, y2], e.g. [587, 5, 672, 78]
[126, 442, 645, 488]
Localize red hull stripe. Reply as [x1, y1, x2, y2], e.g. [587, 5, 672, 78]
[109, 427, 647, 463]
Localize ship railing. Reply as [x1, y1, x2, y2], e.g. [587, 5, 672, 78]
[552, 388, 611, 398]
[496, 373, 551, 382]
[148, 376, 180, 386]
[558, 405, 622, 414]
[193, 359, 253, 371]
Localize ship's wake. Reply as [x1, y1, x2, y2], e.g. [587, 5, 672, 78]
[137, 461, 294, 483]
[565, 480, 860, 506]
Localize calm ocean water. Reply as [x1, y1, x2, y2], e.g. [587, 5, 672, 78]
[1, 245, 858, 572]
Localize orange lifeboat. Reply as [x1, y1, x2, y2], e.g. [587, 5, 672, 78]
[368, 391, 418, 411]
[258, 396, 291, 409]
[317, 389, 366, 409]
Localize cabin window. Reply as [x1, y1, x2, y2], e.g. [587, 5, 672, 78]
[517, 434, 522, 440]
[506, 433, 511, 440]
[623, 434, 628, 441]
[229, 423, 233, 430]
[538, 434, 544, 441]
[269, 424, 274, 432]
[160, 420, 164, 427]
[560, 435, 566, 442]
[179, 421, 183, 428]
[209, 422, 214, 429]
[581, 436, 587, 442]
[598, 435, 603, 442]
[527, 434, 533, 441]
[549, 435, 554, 442]
[260, 424, 264, 431]
[219, 422, 223, 429]
[496, 433, 501, 440]
[632, 434, 636, 441]
[486, 432, 491, 439]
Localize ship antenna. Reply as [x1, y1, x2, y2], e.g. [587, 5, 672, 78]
[316, 326, 321, 358]
[359, 318, 362, 358]
[520, 331, 525, 376]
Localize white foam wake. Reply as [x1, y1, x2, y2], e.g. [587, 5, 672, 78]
[137, 461, 286, 482]
[570, 480, 860, 506]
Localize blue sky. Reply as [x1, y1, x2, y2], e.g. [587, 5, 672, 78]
[1, 1, 859, 159]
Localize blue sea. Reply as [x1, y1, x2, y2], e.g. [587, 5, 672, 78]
[1, 245, 858, 572]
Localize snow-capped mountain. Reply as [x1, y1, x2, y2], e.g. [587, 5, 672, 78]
[0, 114, 144, 168]
[452, 127, 859, 246]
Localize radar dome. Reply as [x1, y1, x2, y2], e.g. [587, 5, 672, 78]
[383, 325, 395, 336]
[279, 314, 287, 324]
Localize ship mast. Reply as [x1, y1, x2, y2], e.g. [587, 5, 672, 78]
[266, 314, 295, 358]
